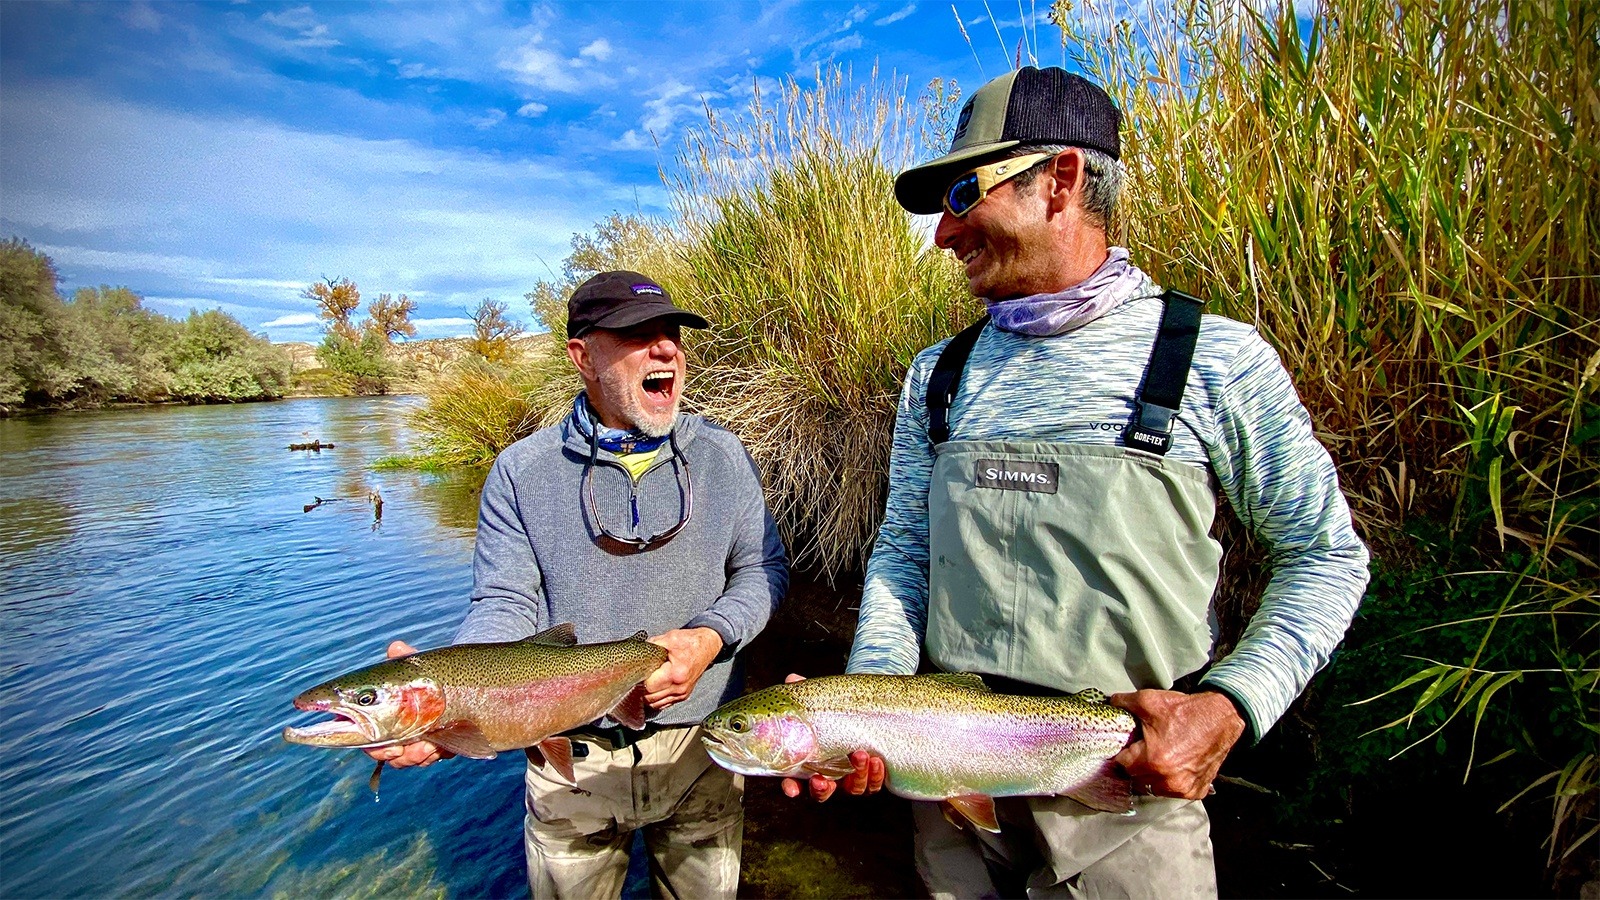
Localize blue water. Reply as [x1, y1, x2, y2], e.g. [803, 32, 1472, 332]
[0, 397, 531, 899]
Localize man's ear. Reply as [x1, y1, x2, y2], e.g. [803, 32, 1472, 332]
[1043, 149, 1083, 217]
[567, 337, 594, 379]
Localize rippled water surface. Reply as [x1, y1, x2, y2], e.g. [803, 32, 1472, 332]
[0, 397, 531, 899]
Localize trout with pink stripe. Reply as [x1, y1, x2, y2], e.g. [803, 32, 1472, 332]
[700, 673, 1136, 831]
[283, 623, 665, 789]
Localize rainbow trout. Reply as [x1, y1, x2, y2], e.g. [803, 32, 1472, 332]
[700, 673, 1136, 831]
[283, 623, 666, 789]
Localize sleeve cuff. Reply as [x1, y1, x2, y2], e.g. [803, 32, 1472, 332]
[684, 613, 740, 663]
[1196, 679, 1261, 745]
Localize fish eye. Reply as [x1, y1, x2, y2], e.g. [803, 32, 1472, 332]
[729, 715, 747, 733]
[356, 689, 378, 706]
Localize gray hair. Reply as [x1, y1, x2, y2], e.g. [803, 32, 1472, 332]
[1009, 143, 1123, 229]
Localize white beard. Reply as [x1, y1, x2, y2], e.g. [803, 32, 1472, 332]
[596, 367, 677, 437]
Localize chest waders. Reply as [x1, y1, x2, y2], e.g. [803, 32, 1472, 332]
[924, 291, 1222, 696]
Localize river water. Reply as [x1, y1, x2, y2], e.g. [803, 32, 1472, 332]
[0, 397, 530, 899]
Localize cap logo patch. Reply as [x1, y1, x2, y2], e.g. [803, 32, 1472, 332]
[952, 100, 974, 143]
[631, 284, 664, 295]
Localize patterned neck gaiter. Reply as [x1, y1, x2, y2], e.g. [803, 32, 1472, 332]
[573, 394, 670, 454]
[985, 247, 1147, 336]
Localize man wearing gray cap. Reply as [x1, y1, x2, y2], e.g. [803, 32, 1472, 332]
[813, 67, 1369, 896]
[367, 271, 788, 899]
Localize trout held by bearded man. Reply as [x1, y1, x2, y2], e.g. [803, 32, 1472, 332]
[283, 623, 666, 788]
[699, 672, 1136, 831]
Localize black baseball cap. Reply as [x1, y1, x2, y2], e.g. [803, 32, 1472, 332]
[894, 67, 1122, 215]
[565, 270, 710, 340]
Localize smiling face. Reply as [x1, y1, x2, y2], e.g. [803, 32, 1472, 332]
[568, 319, 686, 437]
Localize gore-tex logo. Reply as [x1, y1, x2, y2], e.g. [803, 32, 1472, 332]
[974, 458, 1058, 494]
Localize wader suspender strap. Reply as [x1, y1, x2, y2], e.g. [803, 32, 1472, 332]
[924, 290, 1204, 452]
[926, 316, 991, 445]
[1124, 289, 1204, 456]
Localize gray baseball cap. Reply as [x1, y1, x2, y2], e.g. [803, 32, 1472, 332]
[894, 67, 1122, 215]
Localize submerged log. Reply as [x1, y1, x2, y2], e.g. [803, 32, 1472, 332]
[288, 440, 335, 451]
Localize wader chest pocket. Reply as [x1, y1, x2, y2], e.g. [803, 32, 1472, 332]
[973, 458, 1058, 493]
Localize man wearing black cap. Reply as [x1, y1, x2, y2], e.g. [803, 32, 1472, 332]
[810, 67, 1369, 896]
[366, 271, 788, 899]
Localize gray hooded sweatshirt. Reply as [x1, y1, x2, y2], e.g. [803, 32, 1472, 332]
[455, 399, 789, 727]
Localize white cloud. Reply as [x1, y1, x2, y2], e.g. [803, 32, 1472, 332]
[611, 129, 654, 151]
[124, 1, 162, 32]
[469, 108, 508, 129]
[391, 59, 442, 80]
[412, 317, 474, 328]
[261, 313, 322, 328]
[579, 39, 613, 61]
[840, 6, 870, 28]
[517, 101, 549, 117]
[875, 3, 917, 26]
[258, 5, 340, 48]
[638, 80, 701, 138]
[824, 33, 865, 54]
[2, 85, 644, 334]
[499, 37, 583, 92]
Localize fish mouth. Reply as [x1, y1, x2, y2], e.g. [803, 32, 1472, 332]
[283, 698, 382, 747]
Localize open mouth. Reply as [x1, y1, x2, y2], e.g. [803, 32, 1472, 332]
[641, 370, 676, 403]
[283, 700, 378, 747]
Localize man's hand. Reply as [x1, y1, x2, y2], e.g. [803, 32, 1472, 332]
[777, 674, 887, 801]
[1108, 689, 1244, 800]
[360, 640, 455, 769]
[644, 627, 723, 710]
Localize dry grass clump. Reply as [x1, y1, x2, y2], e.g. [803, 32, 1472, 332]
[1055, 0, 1596, 870]
[665, 69, 972, 576]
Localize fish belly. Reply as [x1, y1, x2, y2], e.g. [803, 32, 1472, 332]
[816, 708, 1122, 802]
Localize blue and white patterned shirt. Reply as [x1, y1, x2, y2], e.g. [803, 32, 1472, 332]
[846, 274, 1370, 740]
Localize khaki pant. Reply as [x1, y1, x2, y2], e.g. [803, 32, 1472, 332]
[523, 725, 744, 900]
[914, 795, 1216, 899]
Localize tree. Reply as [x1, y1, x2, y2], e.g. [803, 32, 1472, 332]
[366, 293, 417, 343]
[0, 238, 79, 407]
[304, 277, 361, 341]
[468, 298, 523, 362]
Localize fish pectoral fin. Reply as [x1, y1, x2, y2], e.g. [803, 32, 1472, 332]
[425, 722, 498, 760]
[538, 737, 578, 786]
[805, 756, 858, 779]
[922, 672, 991, 692]
[525, 623, 579, 646]
[609, 683, 649, 731]
[1063, 761, 1134, 815]
[945, 794, 1001, 833]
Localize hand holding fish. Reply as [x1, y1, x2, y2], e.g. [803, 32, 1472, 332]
[1109, 689, 1244, 800]
[643, 627, 723, 710]
[361, 641, 455, 770]
[777, 675, 886, 802]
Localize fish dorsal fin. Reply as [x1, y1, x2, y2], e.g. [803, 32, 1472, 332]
[538, 737, 577, 786]
[425, 721, 498, 760]
[1063, 760, 1134, 815]
[1070, 687, 1109, 705]
[526, 623, 578, 646]
[944, 794, 1001, 832]
[630, 630, 649, 641]
[609, 683, 649, 730]
[925, 673, 991, 692]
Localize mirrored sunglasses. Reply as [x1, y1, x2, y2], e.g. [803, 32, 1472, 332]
[942, 152, 1055, 218]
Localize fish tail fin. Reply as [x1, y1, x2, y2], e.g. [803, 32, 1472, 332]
[1063, 760, 1134, 815]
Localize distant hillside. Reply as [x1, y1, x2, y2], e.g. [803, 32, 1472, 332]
[278, 333, 552, 395]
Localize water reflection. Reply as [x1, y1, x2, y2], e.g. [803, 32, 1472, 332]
[0, 398, 527, 899]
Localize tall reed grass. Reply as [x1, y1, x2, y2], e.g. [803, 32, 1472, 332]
[1055, 0, 1596, 871]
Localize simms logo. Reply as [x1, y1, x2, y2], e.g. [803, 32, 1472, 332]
[973, 458, 1058, 494]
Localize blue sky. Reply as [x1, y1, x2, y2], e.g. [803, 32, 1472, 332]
[1, 1, 1094, 342]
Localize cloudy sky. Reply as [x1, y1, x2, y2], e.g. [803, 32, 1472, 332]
[2, 1, 1081, 342]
